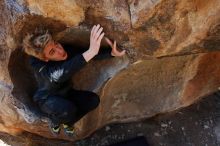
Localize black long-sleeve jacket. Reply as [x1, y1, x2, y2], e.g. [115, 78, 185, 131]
[29, 45, 114, 102]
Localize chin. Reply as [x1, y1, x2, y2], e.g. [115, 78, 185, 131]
[63, 54, 68, 60]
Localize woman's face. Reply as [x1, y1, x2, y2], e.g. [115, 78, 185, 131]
[43, 40, 68, 61]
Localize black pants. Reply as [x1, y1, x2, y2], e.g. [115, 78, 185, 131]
[38, 89, 100, 126]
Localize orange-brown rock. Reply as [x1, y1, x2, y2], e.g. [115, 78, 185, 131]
[0, 0, 220, 142]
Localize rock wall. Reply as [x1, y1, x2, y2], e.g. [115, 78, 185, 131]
[0, 0, 220, 142]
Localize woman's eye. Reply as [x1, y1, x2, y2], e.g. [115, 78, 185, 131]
[49, 49, 55, 55]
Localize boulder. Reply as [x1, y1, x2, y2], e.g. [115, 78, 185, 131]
[0, 0, 220, 141]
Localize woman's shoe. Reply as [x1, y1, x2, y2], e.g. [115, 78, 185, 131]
[62, 124, 75, 137]
[49, 123, 61, 136]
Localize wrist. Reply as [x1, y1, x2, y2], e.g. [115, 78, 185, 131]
[82, 48, 97, 62]
[88, 47, 98, 56]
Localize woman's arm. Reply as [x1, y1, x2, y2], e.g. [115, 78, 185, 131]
[82, 25, 126, 62]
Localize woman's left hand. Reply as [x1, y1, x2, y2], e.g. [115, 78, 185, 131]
[104, 37, 126, 57]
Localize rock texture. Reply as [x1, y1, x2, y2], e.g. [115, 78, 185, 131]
[0, 0, 220, 142]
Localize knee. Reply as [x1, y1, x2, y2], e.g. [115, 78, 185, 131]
[39, 96, 77, 118]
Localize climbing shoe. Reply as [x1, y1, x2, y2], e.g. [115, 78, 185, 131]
[49, 124, 61, 136]
[63, 124, 75, 137]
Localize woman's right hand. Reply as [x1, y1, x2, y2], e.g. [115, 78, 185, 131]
[83, 24, 105, 62]
[89, 24, 105, 55]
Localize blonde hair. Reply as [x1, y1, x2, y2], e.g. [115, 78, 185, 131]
[23, 29, 52, 60]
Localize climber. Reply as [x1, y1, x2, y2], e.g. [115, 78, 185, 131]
[22, 24, 126, 137]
